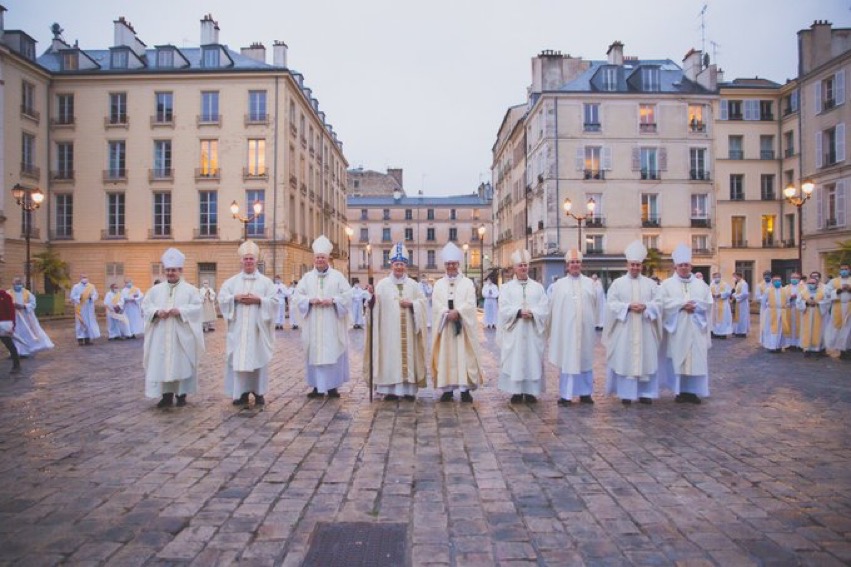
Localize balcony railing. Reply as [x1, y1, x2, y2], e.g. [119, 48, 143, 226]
[243, 168, 268, 180]
[640, 169, 660, 180]
[101, 228, 127, 240]
[760, 150, 775, 160]
[583, 123, 601, 132]
[148, 228, 172, 239]
[761, 114, 774, 121]
[585, 217, 605, 228]
[730, 192, 744, 201]
[784, 147, 794, 158]
[782, 239, 795, 247]
[289, 174, 298, 188]
[104, 115, 129, 128]
[150, 114, 175, 127]
[21, 105, 40, 122]
[692, 247, 711, 255]
[197, 114, 221, 126]
[193, 227, 219, 239]
[195, 168, 221, 180]
[826, 218, 838, 228]
[49, 229, 74, 240]
[690, 169, 710, 181]
[20, 163, 40, 179]
[641, 216, 661, 228]
[728, 150, 744, 160]
[51, 116, 75, 128]
[639, 123, 657, 133]
[149, 168, 174, 182]
[823, 98, 836, 111]
[761, 192, 776, 201]
[51, 170, 75, 182]
[690, 218, 711, 228]
[584, 169, 605, 180]
[689, 120, 706, 133]
[246, 228, 271, 240]
[585, 247, 604, 255]
[731, 239, 748, 248]
[823, 152, 837, 167]
[21, 227, 40, 239]
[762, 237, 777, 247]
[244, 113, 270, 126]
[729, 113, 743, 120]
[103, 169, 128, 182]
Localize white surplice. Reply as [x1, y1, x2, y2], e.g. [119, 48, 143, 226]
[709, 281, 733, 336]
[731, 279, 750, 335]
[548, 274, 597, 399]
[482, 282, 499, 327]
[431, 275, 483, 391]
[497, 278, 549, 396]
[121, 286, 145, 336]
[9, 288, 54, 356]
[659, 274, 712, 396]
[104, 290, 131, 339]
[70, 282, 101, 340]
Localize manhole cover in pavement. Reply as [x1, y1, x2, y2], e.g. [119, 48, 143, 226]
[302, 522, 407, 567]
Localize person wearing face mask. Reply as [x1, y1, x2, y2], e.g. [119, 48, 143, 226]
[783, 272, 804, 351]
[295, 236, 352, 399]
[199, 280, 218, 332]
[754, 269, 773, 342]
[825, 263, 851, 359]
[104, 283, 132, 340]
[797, 276, 830, 357]
[709, 271, 732, 339]
[431, 242, 483, 403]
[121, 278, 144, 339]
[8, 276, 54, 357]
[760, 275, 790, 353]
[70, 274, 101, 346]
[730, 272, 750, 337]
[273, 275, 287, 330]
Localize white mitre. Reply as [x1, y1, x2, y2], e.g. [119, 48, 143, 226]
[312, 235, 333, 255]
[161, 247, 185, 269]
[672, 243, 692, 265]
[510, 249, 531, 265]
[440, 242, 463, 263]
[624, 240, 648, 263]
[238, 240, 260, 257]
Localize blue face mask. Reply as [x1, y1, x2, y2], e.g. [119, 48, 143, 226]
[808, 284, 817, 292]
[773, 280, 782, 289]
[764, 276, 771, 282]
[13, 285, 22, 292]
[790, 278, 799, 285]
[841, 269, 850, 278]
[125, 282, 132, 288]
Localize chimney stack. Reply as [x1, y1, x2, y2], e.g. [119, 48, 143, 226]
[273, 40, 288, 67]
[682, 48, 702, 81]
[0, 5, 6, 41]
[240, 42, 266, 63]
[387, 168, 404, 190]
[113, 16, 146, 57]
[607, 41, 624, 65]
[200, 14, 219, 45]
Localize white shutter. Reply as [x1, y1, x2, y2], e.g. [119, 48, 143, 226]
[575, 146, 585, 171]
[744, 100, 759, 120]
[837, 70, 846, 106]
[602, 146, 612, 170]
[719, 99, 728, 120]
[631, 147, 641, 170]
[659, 147, 668, 171]
[816, 132, 823, 168]
[815, 82, 822, 114]
[837, 123, 846, 163]
[838, 180, 847, 227]
[791, 89, 799, 112]
[816, 184, 824, 228]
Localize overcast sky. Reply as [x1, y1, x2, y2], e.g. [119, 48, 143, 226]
[5, 0, 850, 195]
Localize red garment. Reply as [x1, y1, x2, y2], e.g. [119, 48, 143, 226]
[0, 290, 16, 325]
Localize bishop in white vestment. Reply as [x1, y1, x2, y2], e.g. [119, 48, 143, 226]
[295, 236, 352, 398]
[143, 248, 205, 408]
[219, 241, 278, 407]
[199, 281, 217, 332]
[273, 276, 288, 330]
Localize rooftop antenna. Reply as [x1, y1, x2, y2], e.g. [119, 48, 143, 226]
[710, 40, 721, 68]
[699, 3, 708, 61]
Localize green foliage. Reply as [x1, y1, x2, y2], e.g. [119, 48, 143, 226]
[642, 247, 663, 277]
[31, 246, 71, 293]
[825, 239, 851, 276]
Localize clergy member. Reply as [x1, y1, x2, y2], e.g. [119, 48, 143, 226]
[0, 287, 21, 374]
[603, 241, 661, 405]
[104, 283, 131, 340]
[273, 275, 288, 330]
[142, 248, 205, 408]
[760, 275, 790, 353]
[709, 271, 732, 339]
[295, 235, 352, 398]
[351, 280, 370, 329]
[591, 274, 607, 331]
[659, 244, 713, 404]
[219, 241, 278, 407]
[365, 243, 428, 401]
[825, 263, 851, 359]
[70, 274, 100, 346]
[784, 272, 804, 350]
[754, 269, 773, 340]
[121, 278, 144, 339]
[730, 271, 750, 337]
[797, 275, 830, 357]
[482, 276, 499, 330]
[199, 280, 217, 332]
[431, 242, 483, 402]
[549, 249, 598, 405]
[497, 249, 549, 404]
[9, 276, 54, 357]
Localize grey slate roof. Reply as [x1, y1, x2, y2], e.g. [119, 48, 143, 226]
[555, 59, 713, 94]
[348, 195, 491, 207]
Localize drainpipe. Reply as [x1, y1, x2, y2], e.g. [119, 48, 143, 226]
[272, 76, 279, 275]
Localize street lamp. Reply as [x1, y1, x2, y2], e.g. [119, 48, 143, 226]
[344, 226, 354, 281]
[783, 179, 816, 273]
[563, 197, 596, 251]
[365, 243, 373, 284]
[462, 243, 469, 274]
[11, 184, 45, 290]
[230, 199, 263, 241]
[478, 225, 486, 278]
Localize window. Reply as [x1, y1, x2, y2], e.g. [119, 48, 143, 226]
[449, 228, 458, 241]
[760, 175, 775, 201]
[382, 250, 391, 267]
[109, 92, 127, 124]
[56, 142, 74, 180]
[21, 133, 36, 176]
[586, 235, 604, 254]
[289, 101, 296, 129]
[691, 194, 709, 220]
[759, 100, 774, 120]
[382, 228, 391, 242]
[247, 139, 266, 176]
[760, 135, 775, 159]
[642, 235, 659, 251]
[157, 48, 174, 68]
[55, 194, 73, 239]
[383, 209, 390, 221]
[21, 81, 36, 117]
[405, 209, 412, 220]
[640, 148, 658, 179]
[155, 92, 173, 123]
[108, 141, 126, 179]
[641, 194, 659, 226]
[731, 216, 746, 247]
[202, 47, 220, 68]
[427, 209, 435, 220]
[471, 249, 481, 268]
[200, 91, 219, 122]
[426, 228, 435, 241]
[689, 148, 708, 180]
[153, 193, 172, 237]
[641, 67, 660, 91]
[728, 136, 743, 160]
[199, 191, 217, 237]
[106, 263, 125, 290]
[427, 250, 436, 268]
[817, 73, 845, 112]
[152, 140, 172, 179]
[62, 51, 78, 71]
[820, 182, 847, 228]
[359, 228, 368, 242]
[761, 215, 776, 247]
[785, 214, 796, 246]
[730, 174, 744, 200]
[691, 235, 709, 254]
[245, 190, 265, 237]
[743, 100, 760, 121]
[688, 104, 706, 132]
[583, 103, 601, 132]
[200, 140, 218, 176]
[783, 90, 799, 115]
[784, 131, 795, 158]
[586, 193, 603, 225]
[107, 193, 125, 237]
[360, 209, 368, 220]
[727, 100, 743, 120]
[639, 104, 656, 133]
[584, 146, 604, 179]
[111, 49, 129, 69]
[817, 125, 846, 167]
[450, 209, 457, 220]
[248, 90, 267, 122]
[57, 94, 74, 125]
[405, 228, 413, 241]
[602, 67, 617, 91]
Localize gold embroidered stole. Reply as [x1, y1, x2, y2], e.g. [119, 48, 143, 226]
[767, 287, 790, 335]
[800, 287, 825, 348]
[398, 283, 409, 379]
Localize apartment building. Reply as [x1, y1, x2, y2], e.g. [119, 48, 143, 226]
[492, 104, 527, 273]
[1, 9, 349, 292]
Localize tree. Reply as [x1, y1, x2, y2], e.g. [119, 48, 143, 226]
[825, 239, 851, 276]
[31, 246, 71, 293]
[642, 247, 663, 277]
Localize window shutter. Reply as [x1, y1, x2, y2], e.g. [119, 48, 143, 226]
[815, 82, 822, 114]
[837, 123, 846, 163]
[659, 147, 668, 171]
[631, 147, 640, 170]
[816, 184, 824, 228]
[719, 99, 728, 120]
[791, 89, 799, 111]
[837, 181, 847, 227]
[744, 100, 758, 120]
[602, 146, 612, 170]
[837, 70, 846, 105]
[575, 146, 585, 171]
[816, 132, 823, 168]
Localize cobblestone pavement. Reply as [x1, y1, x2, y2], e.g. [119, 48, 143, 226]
[0, 315, 850, 566]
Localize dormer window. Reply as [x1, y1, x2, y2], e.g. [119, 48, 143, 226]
[602, 67, 617, 91]
[641, 67, 660, 92]
[202, 47, 220, 68]
[62, 51, 79, 71]
[157, 49, 174, 68]
[111, 49, 129, 69]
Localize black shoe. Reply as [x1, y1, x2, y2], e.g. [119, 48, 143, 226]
[307, 388, 324, 399]
[460, 391, 473, 403]
[157, 393, 174, 408]
[688, 394, 702, 404]
[84, 339, 92, 345]
[439, 391, 454, 402]
[524, 394, 537, 404]
[639, 397, 653, 405]
[232, 392, 250, 406]
[510, 394, 523, 404]
[403, 395, 416, 402]
[78, 339, 84, 346]
[10, 364, 21, 374]
[384, 394, 400, 401]
[675, 393, 688, 403]
[176, 394, 187, 407]
[557, 398, 571, 406]
[292, 325, 299, 330]
[622, 399, 632, 405]
[327, 388, 340, 399]
[579, 395, 594, 404]
[254, 394, 265, 406]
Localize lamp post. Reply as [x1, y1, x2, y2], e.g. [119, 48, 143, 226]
[478, 225, 486, 280]
[345, 226, 354, 281]
[11, 184, 45, 290]
[230, 199, 263, 241]
[462, 243, 469, 274]
[563, 197, 596, 252]
[783, 179, 815, 273]
[366, 243, 373, 284]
